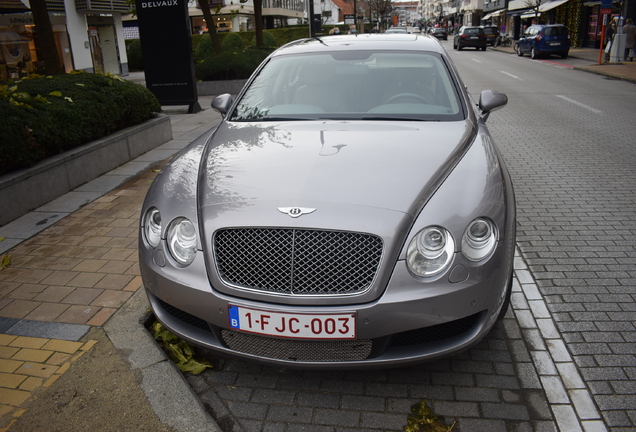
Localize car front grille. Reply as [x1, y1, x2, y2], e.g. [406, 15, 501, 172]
[221, 330, 373, 362]
[213, 228, 383, 295]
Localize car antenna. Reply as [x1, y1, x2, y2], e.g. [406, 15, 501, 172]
[311, 36, 328, 46]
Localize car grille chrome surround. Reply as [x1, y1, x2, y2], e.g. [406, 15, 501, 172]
[213, 228, 383, 295]
[221, 330, 373, 362]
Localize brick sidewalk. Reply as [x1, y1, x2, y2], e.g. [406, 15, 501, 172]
[0, 169, 155, 327]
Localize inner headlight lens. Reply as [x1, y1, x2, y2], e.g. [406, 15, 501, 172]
[143, 208, 162, 247]
[166, 218, 198, 265]
[407, 226, 455, 277]
[462, 218, 497, 261]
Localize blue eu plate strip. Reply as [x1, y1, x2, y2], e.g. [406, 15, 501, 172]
[228, 305, 240, 329]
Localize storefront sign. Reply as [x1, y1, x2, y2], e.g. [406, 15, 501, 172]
[135, 0, 200, 112]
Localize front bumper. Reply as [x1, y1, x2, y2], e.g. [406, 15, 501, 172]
[140, 245, 512, 369]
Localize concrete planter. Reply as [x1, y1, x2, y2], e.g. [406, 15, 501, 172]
[197, 79, 248, 96]
[0, 114, 172, 227]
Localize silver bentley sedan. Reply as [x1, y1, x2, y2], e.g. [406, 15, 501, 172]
[139, 34, 515, 369]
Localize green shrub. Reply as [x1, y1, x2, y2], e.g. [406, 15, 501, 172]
[222, 32, 246, 51]
[0, 72, 161, 176]
[195, 47, 272, 81]
[250, 30, 277, 48]
[126, 39, 144, 71]
[195, 34, 217, 62]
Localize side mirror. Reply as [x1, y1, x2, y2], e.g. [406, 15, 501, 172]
[211, 94, 233, 117]
[478, 90, 507, 121]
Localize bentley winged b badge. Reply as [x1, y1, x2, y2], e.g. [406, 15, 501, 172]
[278, 207, 316, 218]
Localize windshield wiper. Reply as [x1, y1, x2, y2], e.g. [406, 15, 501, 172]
[361, 116, 433, 121]
[231, 116, 307, 122]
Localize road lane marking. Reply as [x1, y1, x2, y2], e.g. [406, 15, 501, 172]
[556, 95, 603, 114]
[471, 58, 483, 63]
[541, 60, 574, 69]
[501, 70, 522, 80]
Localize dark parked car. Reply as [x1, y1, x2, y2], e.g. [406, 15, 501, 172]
[431, 27, 448, 40]
[139, 34, 515, 369]
[517, 24, 570, 59]
[481, 25, 500, 46]
[454, 26, 488, 51]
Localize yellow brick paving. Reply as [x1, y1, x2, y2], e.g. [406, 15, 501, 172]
[0, 334, 96, 431]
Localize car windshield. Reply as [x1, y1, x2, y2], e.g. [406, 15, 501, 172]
[230, 50, 463, 122]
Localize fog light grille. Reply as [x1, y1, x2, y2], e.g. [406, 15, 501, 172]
[389, 313, 480, 347]
[214, 228, 383, 295]
[158, 299, 211, 332]
[221, 330, 373, 362]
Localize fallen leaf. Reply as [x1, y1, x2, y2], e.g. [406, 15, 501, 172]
[152, 321, 212, 375]
[404, 401, 456, 432]
[1, 255, 11, 269]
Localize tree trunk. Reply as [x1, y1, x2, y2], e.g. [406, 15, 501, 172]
[254, 0, 263, 47]
[199, 0, 223, 54]
[29, 0, 64, 75]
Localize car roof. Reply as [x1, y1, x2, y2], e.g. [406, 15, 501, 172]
[273, 34, 445, 56]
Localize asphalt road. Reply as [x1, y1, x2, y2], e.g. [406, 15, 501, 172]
[446, 41, 636, 431]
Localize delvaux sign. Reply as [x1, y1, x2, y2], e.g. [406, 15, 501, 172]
[135, 0, 201, 112]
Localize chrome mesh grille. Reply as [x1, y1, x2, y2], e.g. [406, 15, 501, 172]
[214, 228, 383, 295]
[221, 330, 373, 362]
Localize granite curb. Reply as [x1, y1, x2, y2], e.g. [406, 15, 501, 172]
[104, 288, 219, 432]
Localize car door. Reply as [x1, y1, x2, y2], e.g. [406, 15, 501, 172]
[518, 27, 534, 53]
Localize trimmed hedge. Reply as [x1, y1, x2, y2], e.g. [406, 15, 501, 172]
[195, 47, 273, 81]
[0, 72, 161, 176]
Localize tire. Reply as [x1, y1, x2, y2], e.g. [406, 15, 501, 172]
[496, 274, 513, 322]
[561, 51, 568, 59]
[482, 46, 487, 51]
[531, 47, 538, 59]
[458, 45, 463, 51]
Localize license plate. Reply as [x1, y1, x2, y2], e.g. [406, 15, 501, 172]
[470, 36, 478, 40]
[549, 42, 561, 46]
[228, 305, 356, 339]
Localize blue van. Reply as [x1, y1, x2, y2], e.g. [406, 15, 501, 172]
[517, 24, 570, 59]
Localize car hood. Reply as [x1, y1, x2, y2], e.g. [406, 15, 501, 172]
[199, 120, 475, 218]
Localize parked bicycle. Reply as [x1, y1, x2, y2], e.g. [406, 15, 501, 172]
[494, 34, 513, 47]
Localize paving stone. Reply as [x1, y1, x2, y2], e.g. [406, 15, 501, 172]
[313, 409, 359, 427]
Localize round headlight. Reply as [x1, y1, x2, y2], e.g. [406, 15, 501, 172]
[166, 218, 198, 266]
[407, 226, 455, 277]
[462, 218, 497, 261]
[143, 207, 162, 247]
